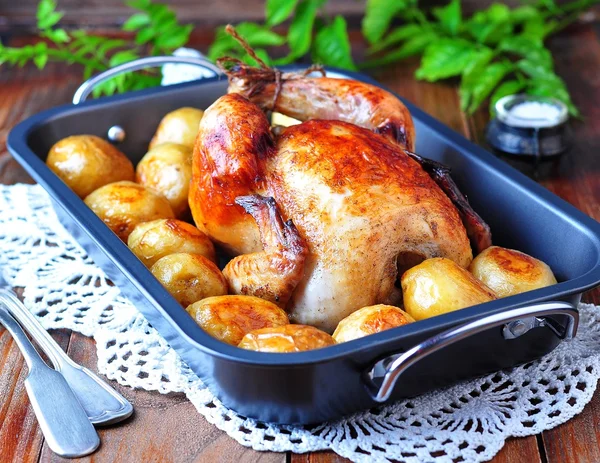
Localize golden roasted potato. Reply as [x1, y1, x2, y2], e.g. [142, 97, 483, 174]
[238, 325, 336, 353]
[128, 218, 215, 267]
[47, 135, 135, 198]
[470, 246, 557, 298]
[149, 107, 204, 150]
[186, 295, 289, 345]
[136, 143, 193, 218]
[84, 181, 174, 241]
[401, 257, 496, 321]
[151, 253, 227, 307]
[332, 304, 414, 343]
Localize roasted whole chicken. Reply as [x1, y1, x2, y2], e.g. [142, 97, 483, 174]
[190, 40, 491, 332]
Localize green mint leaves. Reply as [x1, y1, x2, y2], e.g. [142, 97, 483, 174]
[0, 0, 192, 96]
[0, 0, 595, 115]
[209, 0, 355, 69]
[364, 0, 596, 116]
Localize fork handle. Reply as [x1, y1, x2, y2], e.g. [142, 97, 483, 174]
[0, 289, 67, 369]
[0, 307, 100, 457]
[0, 288, 133, 425]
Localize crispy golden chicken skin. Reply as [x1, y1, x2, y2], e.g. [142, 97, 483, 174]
[47, 135, 134, 198]
[136, 143, 193, 219]
[333, 304, 415, 343]
[186, 295, 289, 345]
[191, 92, 472, 332]
[149, 107, 204, 150]
[128, 218, 215, 267]
[84, 181, 174, 241]
[470, 246, 557, 298]
[151, 253, 227, 308]
[238, 324, 335, 353]
[402, 257, 496, 321]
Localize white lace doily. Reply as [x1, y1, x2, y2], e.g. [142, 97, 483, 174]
[1, 184, 599, 463]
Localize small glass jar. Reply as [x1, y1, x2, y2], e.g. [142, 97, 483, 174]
[485, 95, 572, 161]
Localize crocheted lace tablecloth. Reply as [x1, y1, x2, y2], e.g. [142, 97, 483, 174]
[1, 183, 599, 462]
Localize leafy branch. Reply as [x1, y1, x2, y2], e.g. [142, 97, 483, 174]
[207, 0, 356, 70]
[362, 0, 599, 116]
[0, 0, 192, 96]
[0, 0, 597, 115]
[209, 0, 596, 116]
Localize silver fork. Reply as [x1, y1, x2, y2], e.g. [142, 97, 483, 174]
[0, 271, 133, 425]
[0, 306, 100, 457]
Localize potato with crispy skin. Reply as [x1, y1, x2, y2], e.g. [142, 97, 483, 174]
[149, 107, 204, 150]
[238, 325, 335, 352]
[128, 218, 215, 267]
[401, 257, 496, 321]
[186, 295, 289, 345]
[47, 135, 135, 198]
[84, 181, 174, 241]
[151, 253, 227, 307]
[333, 304, 414, 343]
[136, 143, 193, 218]
[470, 246, 557, 298]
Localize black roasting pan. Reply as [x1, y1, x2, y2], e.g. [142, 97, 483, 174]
[7, 65, 600, 424]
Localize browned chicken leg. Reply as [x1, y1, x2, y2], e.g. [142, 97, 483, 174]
[223, 195, 308, 308]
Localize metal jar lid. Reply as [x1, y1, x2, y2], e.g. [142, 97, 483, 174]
[494, 94, 569, 129]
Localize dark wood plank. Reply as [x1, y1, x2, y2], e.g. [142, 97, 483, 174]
[0, 328, 44, 463]
[538, 20, 600, 463]
[542, 391, 600, 463]
[0, 0, 364, 31]
[291, 452, 350, 463]
[0, 0, 527, 31]
[492, 438, 543, 463]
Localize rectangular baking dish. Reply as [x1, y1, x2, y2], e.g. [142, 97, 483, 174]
[7, 66, 600, 424]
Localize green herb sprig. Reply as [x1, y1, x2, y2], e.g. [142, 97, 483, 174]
[0, 0, 192, 96]
[207, 0, 357, 70]
[0, 0, 596, 116]
[209, 0, 596, 116]
[362, 0, 599, 116]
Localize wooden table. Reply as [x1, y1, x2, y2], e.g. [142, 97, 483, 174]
[1, 21, 600, 463]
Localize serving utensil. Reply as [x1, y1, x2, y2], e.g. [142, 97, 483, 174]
[0, 272, 133, 425]
[0, 306, 100, 457]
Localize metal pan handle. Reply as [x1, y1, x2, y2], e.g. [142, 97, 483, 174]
[72, 55, 223, 105]
[364, 301, 578, 402]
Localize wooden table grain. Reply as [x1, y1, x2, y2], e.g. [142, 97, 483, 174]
[0, 21, 599, 463]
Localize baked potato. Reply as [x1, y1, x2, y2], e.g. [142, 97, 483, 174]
[186, 295, 289, 345]
[332, 304, 414, 343]
[149, 107, 204, 150]
[401, 257, 496, 321]
[84, 181, 174, 241]
[128, 218, 215, 267]
[151, 253, 227, 307]
[470, 246, 557, 298]
[47, 135, 135, 198]
[238, 325, 336, 353]
[136, 143, 193, 218]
